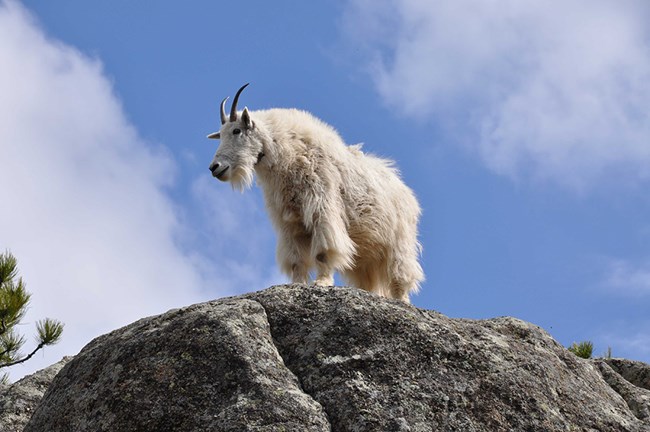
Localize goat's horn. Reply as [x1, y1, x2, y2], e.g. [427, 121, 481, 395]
[220, 97, 228, 125]
[230, 83, 250, 122]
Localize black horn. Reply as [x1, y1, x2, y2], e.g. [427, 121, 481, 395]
[230, 83, 250, 122]
[220, 97, 228, 125]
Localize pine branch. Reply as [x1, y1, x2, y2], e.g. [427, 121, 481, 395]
[0, 251, 19, 286]
[0, 251, 64, 371]
[37, 319, 64, 345]
[0, 342, 45, 369]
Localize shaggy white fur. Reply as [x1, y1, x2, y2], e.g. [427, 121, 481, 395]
[208, 85, 424, 302]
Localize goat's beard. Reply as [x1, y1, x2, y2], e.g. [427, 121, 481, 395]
[230, 163, 255, 192]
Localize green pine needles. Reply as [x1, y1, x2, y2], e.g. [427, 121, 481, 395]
[0, 251, 63, 380]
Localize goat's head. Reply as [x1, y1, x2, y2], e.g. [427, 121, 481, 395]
[207, 83, 263, 191]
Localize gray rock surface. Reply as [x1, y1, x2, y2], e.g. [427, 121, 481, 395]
[26, 297, 329, 432]
[24, 285, 650, 431]
[596, 360, 650, 422]
[606, 358, 650, 391]
[0, 357, 71, 432]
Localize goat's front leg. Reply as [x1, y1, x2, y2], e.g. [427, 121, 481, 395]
[310, 216, 355, 287]
[313, 251, 335, 286]
[276, 228, 310, 284]
[301, 178, 355, 287]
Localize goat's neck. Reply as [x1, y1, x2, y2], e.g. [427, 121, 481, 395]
[254, 132, 298, 193]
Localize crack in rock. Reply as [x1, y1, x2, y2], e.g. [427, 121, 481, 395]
[596, 359, 650, 422]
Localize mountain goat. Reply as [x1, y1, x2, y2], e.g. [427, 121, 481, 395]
[208, 84, 424, 303]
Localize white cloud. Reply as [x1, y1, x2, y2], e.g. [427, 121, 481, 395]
[0, 1, 220, 379]
[604, 259, 650, 297]
[342, 0, 650, 190]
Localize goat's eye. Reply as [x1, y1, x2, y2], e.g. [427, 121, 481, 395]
[233, 128, 241, 135]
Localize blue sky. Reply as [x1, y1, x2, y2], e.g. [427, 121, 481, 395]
[1, 0, 649, 379]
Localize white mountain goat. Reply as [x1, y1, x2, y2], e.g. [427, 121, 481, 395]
[207, 84, 424, 302]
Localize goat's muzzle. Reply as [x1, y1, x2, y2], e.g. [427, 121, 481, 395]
[209, 162, 229, 181]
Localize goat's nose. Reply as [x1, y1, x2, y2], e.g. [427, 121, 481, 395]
[209, 162, 220, 173]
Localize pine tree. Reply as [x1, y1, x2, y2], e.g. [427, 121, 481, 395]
[0, 251, 63, 381]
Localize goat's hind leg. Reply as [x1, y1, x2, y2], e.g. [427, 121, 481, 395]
[387, 251, 424, 303]
[342, 262, 384, 297]
[388, 280, 413, 304]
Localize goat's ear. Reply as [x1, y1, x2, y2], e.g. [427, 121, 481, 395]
[207, 132, 221, 139]
[242, 107, 254, 130]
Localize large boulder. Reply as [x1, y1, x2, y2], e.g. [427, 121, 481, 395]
[25, 285, 650, 431]
[27, 296, 329, 431]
